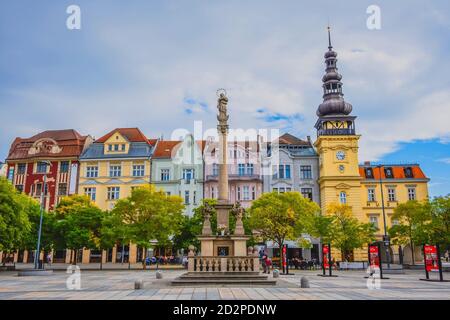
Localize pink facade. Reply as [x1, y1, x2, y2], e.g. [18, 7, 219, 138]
[203, 140, 262, 208]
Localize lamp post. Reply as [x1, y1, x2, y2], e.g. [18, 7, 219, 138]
[34, 160, 52, 269]
[376, 165, 391, 269]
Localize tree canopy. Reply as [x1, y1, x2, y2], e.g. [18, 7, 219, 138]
[248, 191, 320, 258]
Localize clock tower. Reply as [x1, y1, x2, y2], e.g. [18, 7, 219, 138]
[314, 27, 364, 256]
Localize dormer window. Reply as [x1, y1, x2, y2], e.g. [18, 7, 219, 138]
[384, 167, 394, 179]
[114, 144, 119, 151]
[365, 168, 374, 179]
[404, 167, 414, 178]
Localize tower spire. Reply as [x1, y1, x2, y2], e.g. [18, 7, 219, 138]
[327, 25, 332, 50]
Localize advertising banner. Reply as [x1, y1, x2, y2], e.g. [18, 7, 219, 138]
[322, 244, 329, 269]
[424, 245, 439, 272]
[369, 244, 380, 268]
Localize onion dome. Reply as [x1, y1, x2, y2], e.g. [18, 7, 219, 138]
[316, 27, 353, 117]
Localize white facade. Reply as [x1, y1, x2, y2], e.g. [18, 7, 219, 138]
[151, 134, 204, 216]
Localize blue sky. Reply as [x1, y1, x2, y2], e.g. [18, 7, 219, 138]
[0, 1, 449, 197]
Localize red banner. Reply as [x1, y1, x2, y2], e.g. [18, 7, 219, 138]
[424, 245, 439, 272]
[282, 245, 287, 268]
[369, 244, 380, 268]
[323, 245, 329, 269]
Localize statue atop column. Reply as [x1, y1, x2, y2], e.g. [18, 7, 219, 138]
[217, 91, 229, 134]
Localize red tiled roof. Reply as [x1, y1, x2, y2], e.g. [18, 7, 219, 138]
[152, 141, 181, 158]
[95, 128, 149, 143]
[359, 165, 427, 179]
[7, 129, 90, 161]
[148, 139, 158, 147]
[278, 133, 310, 146]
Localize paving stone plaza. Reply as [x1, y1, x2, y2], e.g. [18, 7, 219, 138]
[0, 269, 449, 300]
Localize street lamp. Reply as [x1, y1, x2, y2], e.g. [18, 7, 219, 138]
[34, 160, 52, 269]
[376, 165, 391, 269]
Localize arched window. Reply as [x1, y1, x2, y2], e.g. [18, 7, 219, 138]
[339, 191, 347, 204]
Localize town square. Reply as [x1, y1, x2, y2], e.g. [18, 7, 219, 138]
[0, 1, 450, 314]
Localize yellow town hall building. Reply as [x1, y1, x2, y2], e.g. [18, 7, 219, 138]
[314, 29, 429, 262]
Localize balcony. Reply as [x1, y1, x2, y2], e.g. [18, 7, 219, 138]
[206, 174, 262, 182]
[317, 128, 355, 136]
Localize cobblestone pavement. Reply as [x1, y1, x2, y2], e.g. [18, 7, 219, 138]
[0, 269, 449, 300]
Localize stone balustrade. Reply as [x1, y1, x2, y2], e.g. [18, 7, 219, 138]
[188, 256, 260, 272]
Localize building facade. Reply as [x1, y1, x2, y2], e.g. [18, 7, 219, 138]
[6, 129, 92, 210]
[204, 139, 263, 209]
[151, 134, 205, 216]
[77, 127, 156, 263]
[262, 133, 321, 259]
[313, 29, 430, 262]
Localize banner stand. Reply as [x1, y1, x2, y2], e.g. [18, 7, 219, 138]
[317, 243, 338, 277]
[281, 244, 294, 275]
[420, 244, 450, 282]
[364, 242, 389, 280]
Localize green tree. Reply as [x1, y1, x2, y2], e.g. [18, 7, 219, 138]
[325, 203, 377, 261]
[111, 185, 184, 269]
[54, 195, 104, 265]
[248, 191, 320, 260]
[388, 200, 430, 265]
[429, 195, 450, 247]
[307, 214, 335, 245]
[0, 177, 32, 264]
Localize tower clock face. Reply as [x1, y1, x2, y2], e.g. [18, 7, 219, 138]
[336, 151, 345, 160]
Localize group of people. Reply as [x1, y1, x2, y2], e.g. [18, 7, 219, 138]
[290, 257, 321, 270]
[145, 255, 179, 266]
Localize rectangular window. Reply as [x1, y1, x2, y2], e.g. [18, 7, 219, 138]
[160, 169, 170, 181]
[193, 191, 197, 205]
[365, 168, 374, 179]
[278, 165, 284, 179]
[408, 188, 416, 201]
[301, 188, 313, 201]
[107, 187, 120, 200]
[58, 183, 67, 196]
[108, 145, 113, 151]
[132, 164, 145, 177]
[211, 187, 216, 199]
[252, 186, 256, 200]
[391, 218, 399, 226]
[36, 183, 42, 197]
[86, 166, 98, 178]
[184, 191, 190, 204]
[243, 186, 250, 200]
[183, 169, 194, 182]
[272, 188, 278, 193]
[339, 191, 347, 204]
[109, 165, 121, 177]
[212, 163, 219, 176]
[237, 187, 241, 200]
[285, 165, 291, 179]
[60, 161, 70, 173]
[404, 167, 414, 178]
[17, 163, 26, 175]
[388, 188, 396, 202]
[369, 215, 379, 230]
[238, 164, 245, 176]
[121, 144, 126, 151]
[246, 164, 254, 176]
[286, 187, 292, 192]
[384, 167, 394, 178]
[114, 144, 119, 151]
[368, 188, 376, 202]
[16, 185, 24, 193]
[279, 187, 285, 193]
[166, 191, 171, 196]
[36, 162, 48, 173]
[300, 165, 312, 179]
[84, 187, 96, 201]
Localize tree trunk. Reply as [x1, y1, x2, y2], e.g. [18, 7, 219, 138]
[142, 248, 147, 270]
[410, 239, 415, 265]
[73, 249, 77, 265]
[100, 250, 103, 270]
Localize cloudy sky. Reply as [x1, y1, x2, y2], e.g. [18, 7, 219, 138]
[0, 0, 449, 196]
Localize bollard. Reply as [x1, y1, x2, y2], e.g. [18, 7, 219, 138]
[134, 280, 144, 290]
[300, 276, 310, 288]
[273, 269, 279, 278]
[155, 270, 163, 279]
